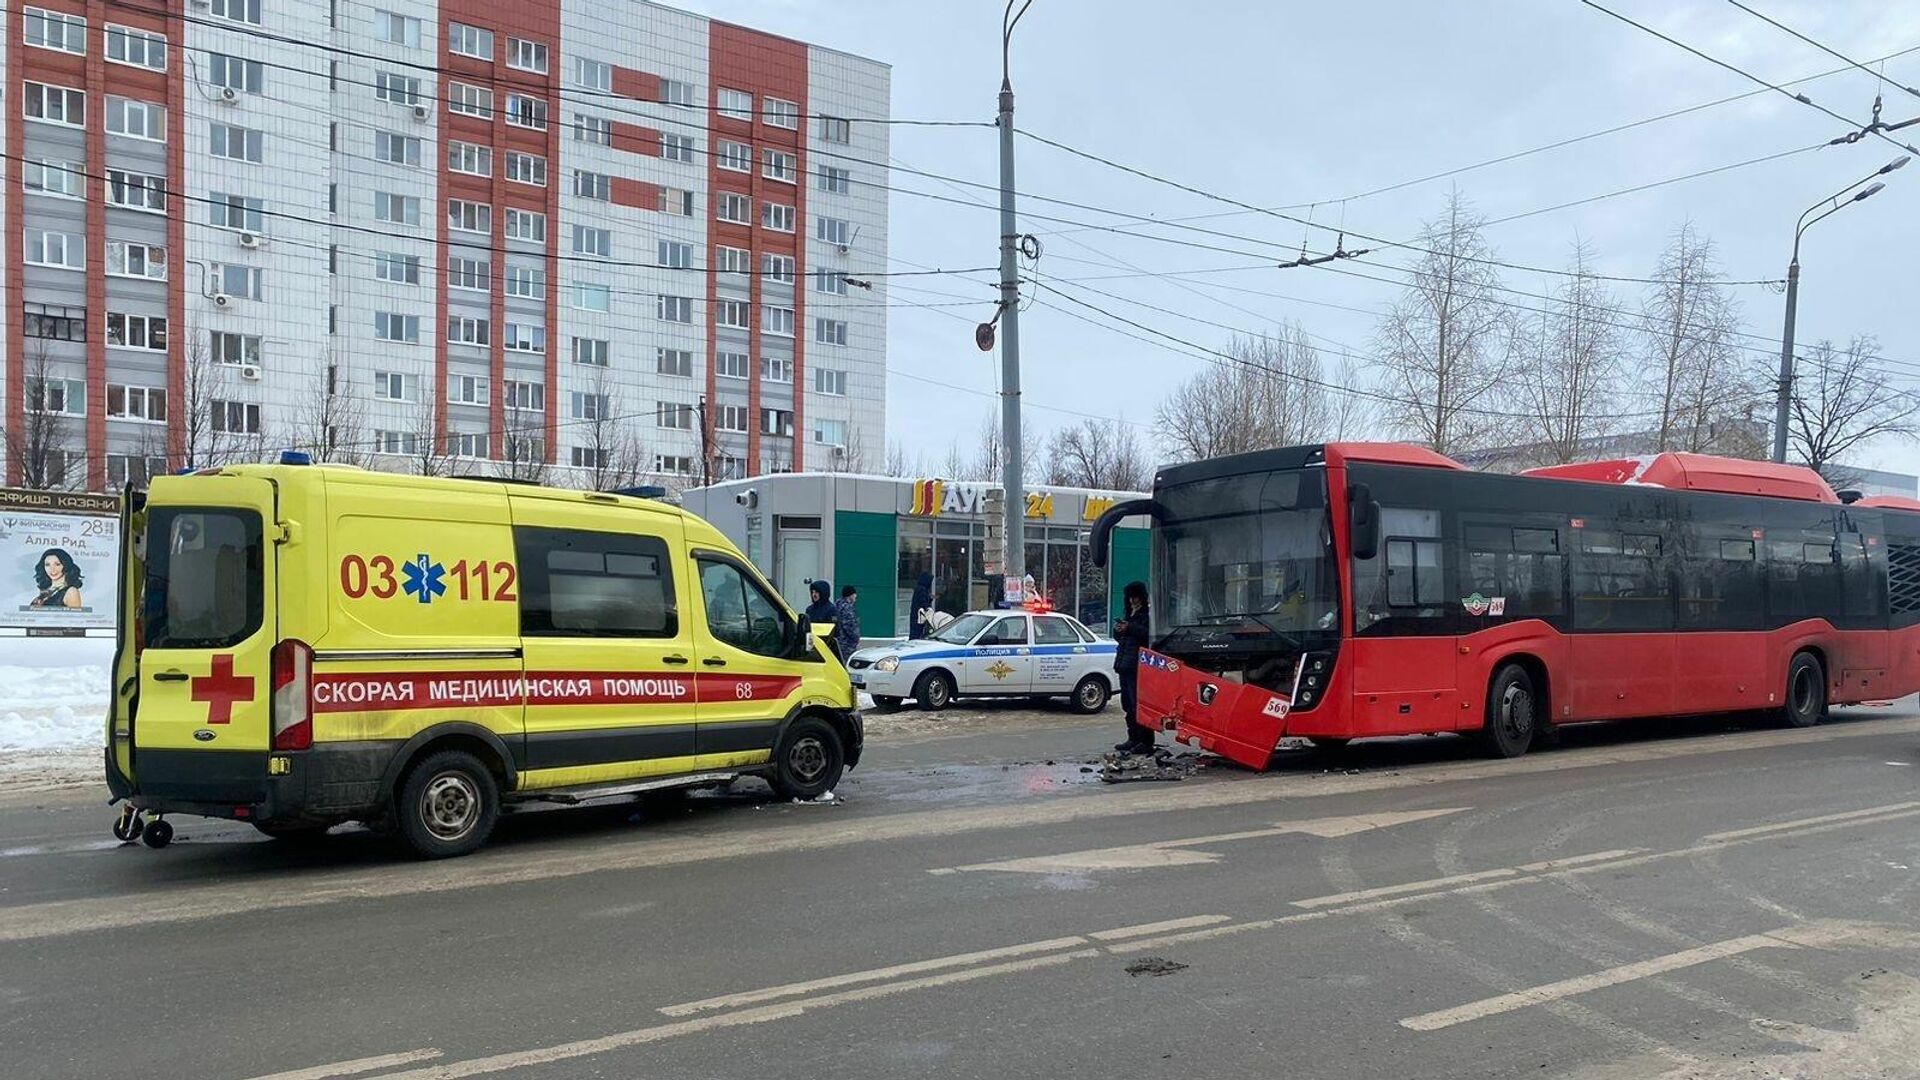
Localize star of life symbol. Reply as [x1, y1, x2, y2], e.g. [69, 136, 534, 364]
[402, 553, 447, 604]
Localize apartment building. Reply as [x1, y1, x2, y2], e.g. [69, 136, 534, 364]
[3, 0, 891, 491]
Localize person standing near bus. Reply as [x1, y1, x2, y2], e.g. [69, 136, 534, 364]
[1113, 580, 1154, 754]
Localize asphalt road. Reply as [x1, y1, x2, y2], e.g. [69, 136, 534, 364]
[4, 700, 1920, 1080]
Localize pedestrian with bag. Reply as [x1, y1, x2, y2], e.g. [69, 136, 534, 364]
[908, 571, 934, 639]
[1112, 580, 1154, 755]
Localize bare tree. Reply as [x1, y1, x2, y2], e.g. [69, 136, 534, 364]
[290, 359, 369, 467]
[883, 439, 918, 477]
[953, 411, 1043, 481]
[1156, 324, 1361, 461]
[405, 384, 452, 478]
[1374, 189, 1511, 455]
[572, 371, 648, 490]
[500, 399, 549, 484]
[1786, 336, 1920, 484]
[177, 332, 266, 468]
[1515, 239, 1625, 465]
[1044, 417, 1150, 490]
[1641, 223, 1755, 454]
[7, 340, 76, 489]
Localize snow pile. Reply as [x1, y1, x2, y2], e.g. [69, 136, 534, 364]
[0, 638, 112, 752]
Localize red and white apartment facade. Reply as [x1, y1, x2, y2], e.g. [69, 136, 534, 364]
[3, 0, 890, 491]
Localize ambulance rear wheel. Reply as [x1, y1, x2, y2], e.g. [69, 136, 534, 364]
[397, 750, 499, 859]
[141, 819, 174, 849]
[770, 716, 845, 801]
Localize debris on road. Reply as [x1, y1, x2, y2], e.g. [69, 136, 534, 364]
[1099, 749, 1204, 784]
[1125, 957, 1189, 977]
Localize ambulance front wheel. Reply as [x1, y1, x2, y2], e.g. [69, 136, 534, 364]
[397, 750, 500, 859]
[770, 716, 845, 801]
[141, 819, 174, 849]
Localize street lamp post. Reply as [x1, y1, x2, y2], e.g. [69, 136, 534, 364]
[1771, 155, 1908, 463]
[996, 0, 1034, 591]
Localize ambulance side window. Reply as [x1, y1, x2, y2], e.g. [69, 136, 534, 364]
[698, 557, 789, 657]
[516, 527, 677, 638]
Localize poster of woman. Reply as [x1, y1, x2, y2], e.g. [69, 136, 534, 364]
[29, 548, 86, 610]
[0, 488, 119, 632]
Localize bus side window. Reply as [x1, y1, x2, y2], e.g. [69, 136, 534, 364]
[1385, 538, 1443, 608]
[1889, 531, 1920, 629]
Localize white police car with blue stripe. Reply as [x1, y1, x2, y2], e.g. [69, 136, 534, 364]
[846, 609, 1118, 713]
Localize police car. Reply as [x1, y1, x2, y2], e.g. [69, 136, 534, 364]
[845, 609, 1117, 713]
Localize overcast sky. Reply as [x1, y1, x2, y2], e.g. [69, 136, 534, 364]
[675, 0, 1920, 475]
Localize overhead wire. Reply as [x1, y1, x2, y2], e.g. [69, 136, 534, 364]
[1724, 0, 1920, 99]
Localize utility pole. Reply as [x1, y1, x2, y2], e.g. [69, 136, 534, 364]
[996, 0, 1034, 591]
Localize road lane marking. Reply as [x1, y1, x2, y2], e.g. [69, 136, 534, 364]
[1291, 849, 1642, 909]
[1699, 801, 1920, 842]
[239, 1049, 444, 1080]
[657, 934, 1091, 1017]
[929, 807, 1470, 876]
[1398, 921, 1912, 1031]
[9, 718, 1920, 944]
[1089, 915, 1231, 941]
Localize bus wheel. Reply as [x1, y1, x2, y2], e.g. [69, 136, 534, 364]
[770, 715, 846, 801]
[914, 670, 955, 711]
[1070, 675, 1111, 714]
[397, 750, 500, 859]
[1480, 665, 1537, 759]
[1782, 653, 1827, 728]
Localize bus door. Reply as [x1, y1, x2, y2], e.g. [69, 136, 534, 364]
[1568, 526, 1674, 720]
[1837, 515, 1890, 697]
[1348, 508, 1459, 735]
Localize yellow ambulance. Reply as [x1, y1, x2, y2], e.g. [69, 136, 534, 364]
[105, 457, 860, 858]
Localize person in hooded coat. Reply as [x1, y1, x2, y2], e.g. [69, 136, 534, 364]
[908, 571, 934, 639]
[1112, 580, 1154, 755]
[805, 579, 841, 658]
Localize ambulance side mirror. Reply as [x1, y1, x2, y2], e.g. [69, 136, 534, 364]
[1349, 484, 1380, 560]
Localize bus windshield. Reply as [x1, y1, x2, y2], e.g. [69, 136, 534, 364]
[1152, 468, 1339, 653]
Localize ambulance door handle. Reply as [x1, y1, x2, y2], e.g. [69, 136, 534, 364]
[153, 670, 189, 682]
[703, 658, 729, 668]
[662, 655, 690, 666]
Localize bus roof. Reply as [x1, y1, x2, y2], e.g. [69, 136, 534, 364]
[1521, 453, 1840, 504]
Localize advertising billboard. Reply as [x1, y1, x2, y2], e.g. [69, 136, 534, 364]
[0, 488, 120, 634]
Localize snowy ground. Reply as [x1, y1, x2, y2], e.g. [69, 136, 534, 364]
[0, 638, 112, 753]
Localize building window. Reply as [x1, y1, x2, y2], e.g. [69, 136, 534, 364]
[373, 130, 421, 166]
[374, 191, 421, 226]
[655, 455, 693, 475]
[715, 351, 749, 379]
[448, 22, 493, 60]
[575, 114, 611, 145]
[446, 316, 490, 348]
[372, 372, 417, 401]
[714, 300, 749, 329]
[717, 140, 752, 172]
[108, 454, 171, 490]
[571, 392, 609, 420]
[660, 187, 695, 217]
[107, 312, 169, 351]
[508, 38, 549, 74]
[658, 240, 693, 269]
[658, 295, 694, 324]
[447, 141, 491, 176]
[208, 54, 264, 92]
[505, 380, 545, 411]
[25, 8, 87, 54]
[572, 338, 609, 367]
[26, 160, 82, 199]
[718, 88, 753, 120]
[815, 318, 849, 346]
[24, 303, 86, 342]
[106, 25, 167, 70]
[447, 374, 489, 405]
[818, 165, 851, 194]
[762, 202, 795, 232]
[374, 312, 421, 343]
[504, 323, 546, 353]
[656, 348, 694, 377]
[211, 122, 265, 163]
[660, 79, 696, 107]
[714, 405, 749, 433]
[375, 71, 420, 104]
[28, 377, 87, 416]
[764, 254, 796, 283]
[108, 384, 168, 422]
[107, 169, 165, 212]
[661, 133, 696, 162]
[716, 193, 751, 224]
[447, 82, 494, 118]
[763, 150, 797, 183]
[449, 432, 488, 459]
[210, 193, 266, 232]
[25, 231, 83, 270]
[506, 94, 548, 130]
[212, 400, 263, 435]
[761, 356, 794, 383]
[24, 82, 85, 127]
[760, 408, 794, 437]
[764, 98, 800, 129]
[208, 0, 261, 26]
[571, 225, 612, 256]
[717, 246, 751, 277]
[446, 256, 488, 292]
[447, 199, 492, 235]
[374, 431, 420, 456]
[814, 269, 848, 295]
[107, 241, 167, 280]
[375, 253, 421, 284]
[573, 170, 611, 200]
[507, 152, 547, 187]
[210, 331, 262, 366]
[507, 209, 547, 242]
[657, 403, 694, 430]
[376, 10, 422, 47]
[814, 367, 848, 396]
[571, 283, 610, 312]
[108, 97, 166, 141]
[574, 57, 611, 91]
[506, 264, 544, 299]
[819, 116, 851, 144]
[763, 306, 795, 337]
[813, 419, 847, 447]
[817, 216, 852, 246]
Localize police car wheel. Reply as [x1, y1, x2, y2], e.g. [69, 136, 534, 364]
[1070, 675, 1111, 715]
[770, 716, 845, 801]
[914, 671, 954, 711]
[398, 750, 499, 859]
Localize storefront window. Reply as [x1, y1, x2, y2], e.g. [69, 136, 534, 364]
[896, 520, 932, 636]
[935, 527, 972, 620]
[1046, 527, 1080, 617]
[1078, 537, 1109, 633]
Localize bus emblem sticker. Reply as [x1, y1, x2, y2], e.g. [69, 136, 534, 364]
[1487, 596, 1507, 616]
[1461, 592, 1491, 616]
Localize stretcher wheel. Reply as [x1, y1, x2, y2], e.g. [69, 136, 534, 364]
[141, 819, 175, 849]
[112, 809, 144, 843]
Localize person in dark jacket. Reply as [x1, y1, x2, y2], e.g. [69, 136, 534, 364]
[806, 579, 838, 629]
[1112, 581, 1153, 754]
[832, 585, 862, 656]
[908, 571, 934, 639]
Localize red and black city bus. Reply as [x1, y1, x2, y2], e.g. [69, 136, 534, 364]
[1091, 443, 1920, 771]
